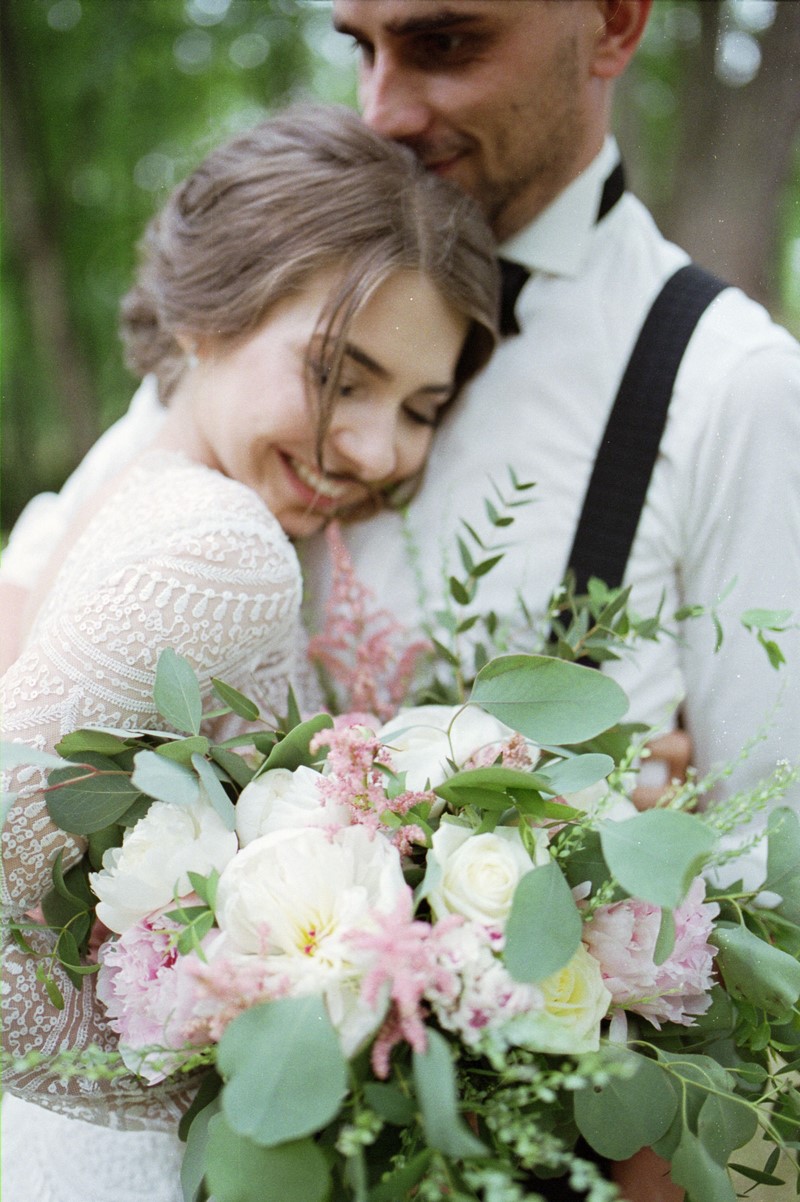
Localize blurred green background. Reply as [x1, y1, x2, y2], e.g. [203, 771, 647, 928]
[2, 0, 799, 534]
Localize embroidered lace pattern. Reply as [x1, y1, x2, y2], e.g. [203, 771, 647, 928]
[1, 452, 305, 1130]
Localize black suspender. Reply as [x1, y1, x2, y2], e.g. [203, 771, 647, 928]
[567, 263, 729, 594]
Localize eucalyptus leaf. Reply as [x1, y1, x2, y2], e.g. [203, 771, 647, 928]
[156, 737, 210, 765]
[205, 1114, 330, 1202]
[192, 754, 236, 830]
[368, 1150, 434, 1202]
[131, 750, 200, 808]
[56, 729, 133, 757]
[670, 1127, 737, 1202]
[218, 997, 347, 1146]
[1, 741, 70, 771]
[259, 714, 333, 774]
[536, 753, 614, 796]
[181, 1096, 220, 1202]
[573, 1049, 677, 1160]
[211, 678, 260, 722]
[209, 747, 256, 790]
[654, 907, 676, 965]
[412, 1028, 486, 1158]
[711, 922, 800, 1014]
[46, 768, 145, 835]
[504, 861, 582, 982]
[599, 809, 715, 908]
[765, 807, 800, 924]
[154, 648, 203, 736]
[561, 829, 621, 898]
[470, 655, 628, 745]
[363, 1082, 416, 1126]
[696, 1091, 758, 1165]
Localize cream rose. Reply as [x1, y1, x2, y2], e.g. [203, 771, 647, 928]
[378, 704, 523, 790]
[235, 764, 340, 845]
[427, 820, 550, 928]
[90, 797, 238, 934]
[507, 944, 612, 1054]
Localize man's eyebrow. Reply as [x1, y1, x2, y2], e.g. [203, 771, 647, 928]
[334, 10, 482, 38]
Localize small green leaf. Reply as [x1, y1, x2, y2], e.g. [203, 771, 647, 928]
[599, 809, 715, 909]
[56, 730, 133, 757]
[46, 768, 145, 835]
[192, 754, 235, 830]
[205, 1115, 330, 1202]
[711, 922, 800, 1014]
[537, 753, 614, 796]
[504, 861, 582, 982]
[697, 1091, 758, 1165]
[470, 655, 629, 745]
[209, 747, 256, 790]
[412, 1028, 486, 1158]
[670, 1127, 737, 1202]
[211, 678, 260, 722]
[181, 1095, 220, 1202]
[259, 715, 333, 774]
[156, 736, 210, 765]
[218, 997, 347, 1147]
[131, 750, 200, 807]
[574, 1049, 677, 1160]
[1, 742, 70, 771]
[154, 648, 203, 735]
[653, 907, 676, 966]
[363, 1082, 416, 1125]
[368, 1150, 434, 1202]
[449, 576, 473, 605]
[765, 808, 800, 924]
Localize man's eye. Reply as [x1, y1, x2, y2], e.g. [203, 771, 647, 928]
[414, 32, 474, 65]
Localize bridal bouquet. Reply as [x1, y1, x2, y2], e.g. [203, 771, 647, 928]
[10, 634, 800, 1202]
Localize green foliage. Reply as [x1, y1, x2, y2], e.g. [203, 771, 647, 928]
[599, 809, 716, 909]
[504, 861, 583, 983]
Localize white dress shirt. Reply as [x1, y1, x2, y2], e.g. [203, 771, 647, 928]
[4, 141, 799, 880]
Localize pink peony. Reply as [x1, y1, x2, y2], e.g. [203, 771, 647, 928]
[96, 902, 208, 1082]
[582, 877, 719, 1028]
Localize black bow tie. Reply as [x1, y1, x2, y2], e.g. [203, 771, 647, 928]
[496, 161, 626, 337]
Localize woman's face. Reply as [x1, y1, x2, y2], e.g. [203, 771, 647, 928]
[175, 269, 469, 537]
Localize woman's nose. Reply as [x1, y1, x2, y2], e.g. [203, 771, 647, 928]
[325, 412, 400, 483]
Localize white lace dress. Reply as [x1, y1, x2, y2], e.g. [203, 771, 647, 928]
[1, 451, 308, 1201]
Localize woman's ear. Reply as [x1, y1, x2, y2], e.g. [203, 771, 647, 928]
[591, 0, 653, 80]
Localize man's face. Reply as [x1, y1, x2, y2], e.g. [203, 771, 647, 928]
[333, 0, 607, 241]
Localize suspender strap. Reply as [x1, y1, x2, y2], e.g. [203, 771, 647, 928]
[567, 263, 728, 594]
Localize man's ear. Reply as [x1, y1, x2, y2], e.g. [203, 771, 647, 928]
[591, 0, 652, 80]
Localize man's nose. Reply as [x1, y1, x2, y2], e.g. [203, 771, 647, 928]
[360, 55, 432, 144]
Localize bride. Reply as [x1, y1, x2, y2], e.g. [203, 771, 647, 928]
[0, 104, 498, 1201]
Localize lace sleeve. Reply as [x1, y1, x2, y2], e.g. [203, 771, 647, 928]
[1, 456, 302, 1127]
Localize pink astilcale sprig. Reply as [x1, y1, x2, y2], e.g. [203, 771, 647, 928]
[307, 522, 432, 721]
[349, 891, 462, 1078]
[311, 723, 433, 850]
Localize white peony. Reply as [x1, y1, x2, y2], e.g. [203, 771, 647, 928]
[426, 820, 550, 928]
[377, 704, 523, 790]
[235, 765, 343, 845]
[90, 797, 238, 934]
[214, 824, 409, 1055]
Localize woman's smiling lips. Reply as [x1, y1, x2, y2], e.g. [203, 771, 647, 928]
[280, 451, 360, 511]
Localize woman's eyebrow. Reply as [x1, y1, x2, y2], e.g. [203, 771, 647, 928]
[343, 343, 390, 379]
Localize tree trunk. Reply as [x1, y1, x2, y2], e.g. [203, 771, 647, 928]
[655, 0, 800, 309]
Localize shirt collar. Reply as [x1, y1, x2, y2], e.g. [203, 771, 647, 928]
[499, 137, 620, 279]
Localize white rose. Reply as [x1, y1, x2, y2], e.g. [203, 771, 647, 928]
[507, 944, 612, 1054]
[427, 820, 549, 927]
[90, 798, 238, 934]
[378, 704, 522, 790]
[215, 825, 408, 1055]
[235, 765, 341, 844]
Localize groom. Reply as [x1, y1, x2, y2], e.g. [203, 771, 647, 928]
[318, 1, 800, 822]
[3, 1, 799, 823]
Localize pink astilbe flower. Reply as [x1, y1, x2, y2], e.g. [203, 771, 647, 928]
[311, 725, 434, 850]
[465, 732, 537, 772]
[307, 522, 432, 721]
[582, 877, 719, 1028]
[182, 951, 292, 1044]
[348, 891, 461, 1077]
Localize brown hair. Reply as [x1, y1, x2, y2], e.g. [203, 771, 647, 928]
[120, 104, 499, 459]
